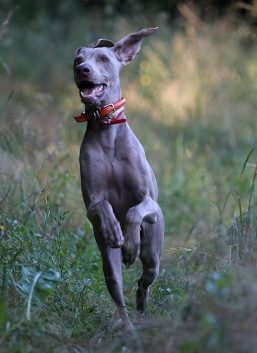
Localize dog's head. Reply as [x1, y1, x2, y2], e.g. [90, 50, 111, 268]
[73, 27, 158, 108]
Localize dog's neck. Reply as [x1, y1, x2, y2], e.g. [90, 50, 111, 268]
[85, 91, 127, 150]
[87, 115, 127, 154]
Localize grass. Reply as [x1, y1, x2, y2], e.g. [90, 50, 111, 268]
[1, 4, 257, 353]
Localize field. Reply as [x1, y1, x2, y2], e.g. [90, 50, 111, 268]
[1, 3, 257, 352]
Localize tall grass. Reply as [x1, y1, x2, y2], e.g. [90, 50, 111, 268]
[1, 6, 257, 353]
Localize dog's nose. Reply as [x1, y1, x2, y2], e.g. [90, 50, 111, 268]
[76, 63, 91, 75]
[76, 63, 92, 74]
[82, 66, 90, 73]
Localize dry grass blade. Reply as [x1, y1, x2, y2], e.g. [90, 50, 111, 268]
[241, 148, 255, 176]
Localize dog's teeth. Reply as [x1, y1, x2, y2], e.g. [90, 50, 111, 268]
[79, 83, 105, 101]
[96, 84, 104, 91]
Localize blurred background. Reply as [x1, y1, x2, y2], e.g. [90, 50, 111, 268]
[1, 0, 257, 232]
[1, 1, 257, 352]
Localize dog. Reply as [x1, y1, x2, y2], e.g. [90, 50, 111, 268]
[73, 27, 164, 330]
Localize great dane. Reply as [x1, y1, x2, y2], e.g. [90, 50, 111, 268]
[73, 27, 164, 330]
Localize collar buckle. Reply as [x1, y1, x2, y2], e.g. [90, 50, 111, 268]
[103, 103, 115, 115]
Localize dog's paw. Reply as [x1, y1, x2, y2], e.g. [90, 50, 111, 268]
[122, 245, 139, 268]
[102, 218, 124, 248]
[109, 317, 134, 332]
[122, 242, 140, 268]
[122, 225, 141, 267]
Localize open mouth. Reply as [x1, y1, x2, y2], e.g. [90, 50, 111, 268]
[79, 81, 106, 101]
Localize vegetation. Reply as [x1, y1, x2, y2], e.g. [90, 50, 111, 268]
[1, 2, 257, 352]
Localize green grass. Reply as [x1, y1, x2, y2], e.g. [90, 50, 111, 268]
[1, 5, 257, 353]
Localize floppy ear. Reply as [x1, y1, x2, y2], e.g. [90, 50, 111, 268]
[114, 27, 158, 66]
[87, 38, 115, 48]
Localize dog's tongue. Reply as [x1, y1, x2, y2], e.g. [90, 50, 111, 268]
[81, 84, 104, 98]
[81, 87, 95, 97]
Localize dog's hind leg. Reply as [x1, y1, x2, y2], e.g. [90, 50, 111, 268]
[136, 211, 164, 313]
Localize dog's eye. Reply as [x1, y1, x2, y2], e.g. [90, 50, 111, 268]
[100, 56, 109, 63]
[74, 57, 83, 65]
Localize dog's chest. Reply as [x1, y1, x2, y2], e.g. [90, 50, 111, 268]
[80, 137, 150, 202]
[79, 126, 157, 216]
[104, 154, 149, 211]
[100, 152, 147, 193]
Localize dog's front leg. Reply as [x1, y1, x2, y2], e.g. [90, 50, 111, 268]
[87, 200, 133, 330]
[122, 196, 161, 267]
[87, 199, 124, 248]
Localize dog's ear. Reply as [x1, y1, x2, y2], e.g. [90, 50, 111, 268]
[114, 27, 158, 66]
[75, 39, 114, 55]
[87, 38, 115, 48]
[76, 47, 83, 55]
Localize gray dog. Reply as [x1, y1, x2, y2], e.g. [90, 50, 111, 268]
[73, 27, 164, 330]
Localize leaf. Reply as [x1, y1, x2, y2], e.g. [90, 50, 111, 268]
[22, 266, 36, 281]
[41, 269, 61, 282]
[14, 266, 61, 308]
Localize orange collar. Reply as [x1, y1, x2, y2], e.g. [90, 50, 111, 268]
[74, 97, 126, 128]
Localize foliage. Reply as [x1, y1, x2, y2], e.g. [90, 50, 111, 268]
[0, 0, 240, 22]
[1, 3, 257, 353]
